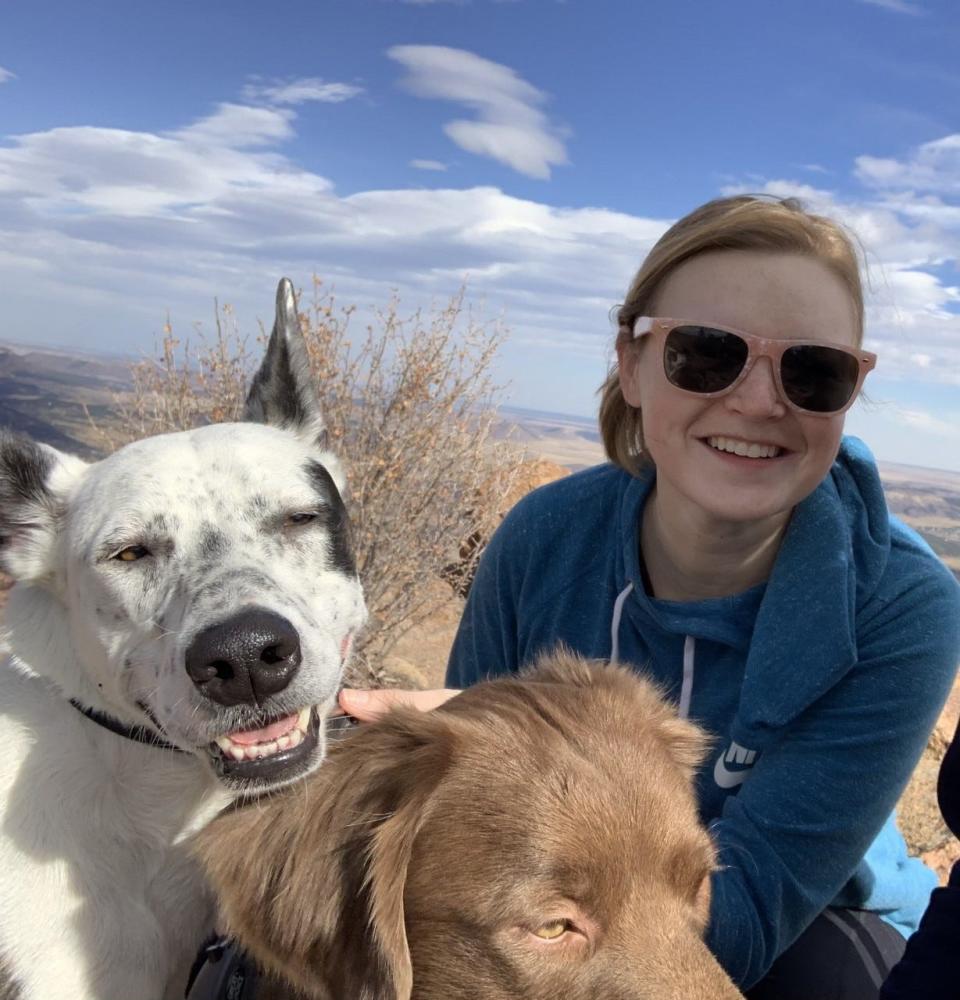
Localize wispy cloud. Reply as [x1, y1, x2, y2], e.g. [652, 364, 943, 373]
[0, 67, 15, 83]
[169, 103, 295, 148]
[0, 100, 661, 389]
[0, 90, 958, 420]
[387, 45, 568, 179]
[410, 158, 448, 171]
[899, 408, 960, 436]
[242, 77, 364, 105]
[857, 0, 925, 13]
[855, 134, 960, 194]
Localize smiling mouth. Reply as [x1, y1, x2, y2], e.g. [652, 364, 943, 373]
[705, 435, 784, 459]
[208, 706, 321, 786]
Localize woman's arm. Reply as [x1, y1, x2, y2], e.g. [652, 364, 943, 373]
[445, 510, 523, 689]
[707, 566, 960, 988]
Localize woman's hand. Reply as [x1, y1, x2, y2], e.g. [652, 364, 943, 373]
[338, 687, 460, 723]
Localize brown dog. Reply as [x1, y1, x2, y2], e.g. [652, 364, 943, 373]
[195, 651, 744, 999]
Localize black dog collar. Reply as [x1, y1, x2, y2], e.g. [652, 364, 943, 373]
[69, 699, 186, 754]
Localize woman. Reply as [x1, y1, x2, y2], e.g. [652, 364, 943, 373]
[341, 195, 960, 997]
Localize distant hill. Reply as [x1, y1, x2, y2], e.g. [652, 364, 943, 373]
[0, 343, 131, 458]
[1, 341, 958, 579]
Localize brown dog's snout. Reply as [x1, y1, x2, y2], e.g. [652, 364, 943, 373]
[185, 609, 302, 706]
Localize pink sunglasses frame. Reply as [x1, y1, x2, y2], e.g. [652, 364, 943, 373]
[631, 316, 877, 417]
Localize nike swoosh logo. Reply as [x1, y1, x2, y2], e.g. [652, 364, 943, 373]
[713, 742, 759, 789]
[713, 755, 750, 788]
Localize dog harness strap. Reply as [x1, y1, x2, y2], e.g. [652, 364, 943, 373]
[68, 699, 186, 753]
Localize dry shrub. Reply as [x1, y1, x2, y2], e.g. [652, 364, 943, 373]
[91, 280, 524, 685]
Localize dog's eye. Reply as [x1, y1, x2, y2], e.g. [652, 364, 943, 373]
[532, 919, 571, 940]
[285, 512, 318, 528]
[114, 545, 151, 562]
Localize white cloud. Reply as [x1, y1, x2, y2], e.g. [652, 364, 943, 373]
[169, 103, 295, 148]
[857, 0, 924, 13]
[242, 77, 364, 105]
[410, 159, 448, 171]
[855, 134, 960, 194]
[387, 45, 568, 179]
[0, 100, 660, 383]
[0, 67, 15, 84]
[0, 94, 958, 441]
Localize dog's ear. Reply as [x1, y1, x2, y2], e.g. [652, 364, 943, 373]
[244, 278, 327, 447]
[0, 431, 86, 581]
[195, 709, 456, 1000]
[522, 648, 710, 776]
[653, 712, 710, 775]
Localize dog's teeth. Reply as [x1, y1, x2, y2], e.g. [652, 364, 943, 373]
[249, 739, 279, 760]
[214, 708, 312, 764]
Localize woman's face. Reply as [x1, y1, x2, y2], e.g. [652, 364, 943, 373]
[618, 250, 860, 525]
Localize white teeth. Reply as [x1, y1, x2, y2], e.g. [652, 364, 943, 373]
[214, 706, 313, 762]
[707, 436, 781, 459]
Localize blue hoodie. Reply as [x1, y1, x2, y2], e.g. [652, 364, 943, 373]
[446, 437, 960, 989]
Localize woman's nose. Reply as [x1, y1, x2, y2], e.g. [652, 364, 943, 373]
[723, 357, 787, 418]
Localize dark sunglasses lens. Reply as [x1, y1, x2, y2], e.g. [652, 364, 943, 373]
[781, 345, 860, 413]
[663, 326, 748, 393]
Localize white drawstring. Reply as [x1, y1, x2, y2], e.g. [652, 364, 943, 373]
[610, 582, 696, 721]
[610, 581, 634, 664]
[679, 635, 695, 719]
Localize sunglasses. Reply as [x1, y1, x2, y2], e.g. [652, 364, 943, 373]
[631, 317, 876, 416]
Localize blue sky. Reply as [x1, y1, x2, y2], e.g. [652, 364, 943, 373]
[1, 0, 959, 469]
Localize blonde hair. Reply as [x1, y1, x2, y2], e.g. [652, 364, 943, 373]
[598, 195, 865, 475]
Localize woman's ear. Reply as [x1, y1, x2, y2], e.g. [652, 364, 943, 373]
[194, 709, 456, 1000]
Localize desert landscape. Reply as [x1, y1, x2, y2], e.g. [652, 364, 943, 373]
[1, 339, 959, 878]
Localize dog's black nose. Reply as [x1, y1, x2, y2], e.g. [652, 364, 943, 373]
[185, 609, 302, 706]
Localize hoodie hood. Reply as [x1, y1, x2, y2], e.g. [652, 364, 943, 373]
[737, 436, 890, 746]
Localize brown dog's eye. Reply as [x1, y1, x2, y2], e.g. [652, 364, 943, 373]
[533, 919, 571, 940]
[114, 545, 150, 562]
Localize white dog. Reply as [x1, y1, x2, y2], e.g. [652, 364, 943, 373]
[0, 280, 367, 1000]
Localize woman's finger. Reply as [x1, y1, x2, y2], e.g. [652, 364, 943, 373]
[338, 687, 460, 722]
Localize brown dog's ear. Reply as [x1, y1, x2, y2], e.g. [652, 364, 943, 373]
[653, 712, 710, 775]
[194, 709, 456, 1000]
[521, 647, 710, 776]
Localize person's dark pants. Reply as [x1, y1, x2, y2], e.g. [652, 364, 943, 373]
[747, 908, 906, 1000]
